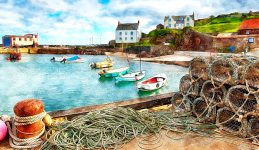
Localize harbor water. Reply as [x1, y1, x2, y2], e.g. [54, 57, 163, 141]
[0, 54, 188, 115]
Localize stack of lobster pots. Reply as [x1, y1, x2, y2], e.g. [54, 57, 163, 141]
[171, 55, 259, 145]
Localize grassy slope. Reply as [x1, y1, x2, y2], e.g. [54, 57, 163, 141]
[194, 14, 259, 33]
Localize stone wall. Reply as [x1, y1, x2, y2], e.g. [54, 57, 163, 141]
[213, 34, 259, 52]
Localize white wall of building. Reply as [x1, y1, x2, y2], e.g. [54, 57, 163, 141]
[115, 30, 141, 43]
[164, 15, 194, 29]
[11, 35, 38, 46]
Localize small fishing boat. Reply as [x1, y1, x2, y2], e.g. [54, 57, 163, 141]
[6, 52, 21, 61]
[89, 58, 113, 69]
[51, 55, 84, 63]
[99, 67, 129, 78]
[137, 73, 167, 91]
[116, 71, 146, 82]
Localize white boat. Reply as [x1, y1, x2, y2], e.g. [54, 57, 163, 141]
[137, 73, 167, 91]
[115, 71, 145, 82]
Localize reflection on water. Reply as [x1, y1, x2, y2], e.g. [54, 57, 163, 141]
[0, 54, 188, 115]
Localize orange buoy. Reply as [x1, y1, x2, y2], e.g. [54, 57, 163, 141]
[13, 99, 45, 139]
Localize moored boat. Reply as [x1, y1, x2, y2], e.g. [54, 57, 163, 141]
[137, 73, 167, 91]
[50, 55, 84, 63]
[99, 67, 129, 78]
[89, 58, 113, 69]
[115, 71, 146, 82]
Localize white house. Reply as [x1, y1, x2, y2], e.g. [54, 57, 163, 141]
[115, 20, 141, 43]
[164, 13, 195, 29]
[2, 34, 39, 48]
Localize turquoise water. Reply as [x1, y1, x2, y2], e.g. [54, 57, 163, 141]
[0, 54, 188, 115]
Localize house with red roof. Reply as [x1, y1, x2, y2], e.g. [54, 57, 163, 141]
[238, 18, 259, 35]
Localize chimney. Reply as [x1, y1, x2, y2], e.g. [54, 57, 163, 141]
[138, 20, 140, 24]
[118, 21, 120, 25]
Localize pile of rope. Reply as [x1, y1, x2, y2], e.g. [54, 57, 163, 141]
[2, 112, 46, 149]
[171, 55, 259, 145]
[41, 107, 216, 150]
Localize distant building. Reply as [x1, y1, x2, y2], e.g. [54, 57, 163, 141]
[156, 24, 164, 30]
[238, 19, 259, 35]
[115, 20, 141, 43]
[2, 34, 39, 48]
[164, 13, 195, 29]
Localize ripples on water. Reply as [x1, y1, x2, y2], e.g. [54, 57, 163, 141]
[0, 54, 188, 115]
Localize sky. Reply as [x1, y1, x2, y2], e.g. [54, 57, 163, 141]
[0, 0, 258, 45]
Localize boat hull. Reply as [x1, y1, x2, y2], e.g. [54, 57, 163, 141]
[99, 67, 129, 78]
[115, 71, 145, 82]
[137, 73, 167, 91]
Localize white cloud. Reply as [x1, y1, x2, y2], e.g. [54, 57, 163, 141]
[0, 0, 258, 45]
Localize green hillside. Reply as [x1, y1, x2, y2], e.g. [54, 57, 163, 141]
[193, 12, 259, 34]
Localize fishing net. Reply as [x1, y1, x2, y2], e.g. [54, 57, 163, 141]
[209, 58, 238, 85]
[242, 61, 259, 89]
[189, 57, 209, 80]
[216, 107, 246, 137]
[192, 97, 216, 123]
[200, 80, 227, 107]
[246, 114, 259, 145]
[226, 85, 259, 114]
[41, 107, 217, 150]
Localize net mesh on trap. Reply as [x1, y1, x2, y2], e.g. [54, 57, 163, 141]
[179, 74, 204, 96]
[209, 58, 238, 85]
[242, 61, 259, 89]
[226, 85, 259, 114]
[189, 57, 209, 80]
[216, 107, 246, 137]
[192, 97, 216, 123]
[171, 92, 190, 112]
[200, 80, 227, 107]
[246, 114, 259, 145]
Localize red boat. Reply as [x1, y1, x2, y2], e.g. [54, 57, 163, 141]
[6, 52, 21, 61]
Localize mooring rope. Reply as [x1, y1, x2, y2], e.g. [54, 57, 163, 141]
[1, 112, 46, 149]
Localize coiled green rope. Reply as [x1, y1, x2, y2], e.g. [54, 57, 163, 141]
[41, 107, 217, 150]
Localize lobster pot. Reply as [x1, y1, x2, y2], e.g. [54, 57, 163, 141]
[192, 97, 216, 123]
[209, 58, 238, 85]
[14, 99, 45, 139]
[226, 85, 259, 115]
[216, 107, 246, 137]
[183, 93, 199, 111]
[179, 74, 192, 94]
[246, 114, 259, 145]
[200, 80, 227, 107]
[171, 92, 190, 112]
[189, 57, 209, 80]
[242, 61, 259, 89]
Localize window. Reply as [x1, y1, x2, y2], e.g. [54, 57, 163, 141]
[246, 30, 250, 35]
[174, 24, 176, 27]
[35, 35, 38, 38]
[119, 32, 122, 35]
[125, 37, 127, 41]
[186, 23, 190, 26]
[119, 37, 122, 40]
[125, 32, 127, 35]
[13, 38, 15, 41]
[169, 18, 171, 22]
[131, 37, 133, 40]
[131, 31, 133, 35]
[169, 24, 171, 27]
[19, 38, 21, 41]
[187, 17, 190, 21]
